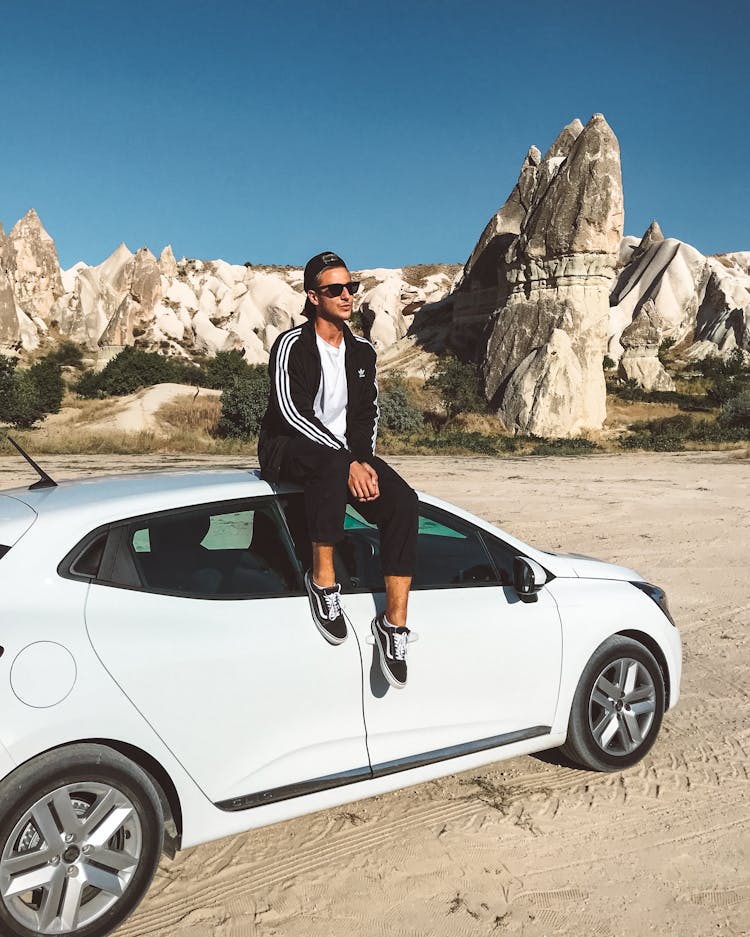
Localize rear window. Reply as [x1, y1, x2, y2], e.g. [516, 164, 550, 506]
[0, 545, 9, 560]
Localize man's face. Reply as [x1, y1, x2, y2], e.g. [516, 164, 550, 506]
[309, 266, 354, 324]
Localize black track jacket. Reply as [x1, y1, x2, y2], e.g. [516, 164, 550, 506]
[258, 318, 379, 482]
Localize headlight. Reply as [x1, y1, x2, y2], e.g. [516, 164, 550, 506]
[632, 581, 676, 626]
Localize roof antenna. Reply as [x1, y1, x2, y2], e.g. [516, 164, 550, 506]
[3, 436, 58, 490]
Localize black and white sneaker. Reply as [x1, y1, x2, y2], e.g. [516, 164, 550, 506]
[304, 570, 347, 645]
[371, 614, 409, 688]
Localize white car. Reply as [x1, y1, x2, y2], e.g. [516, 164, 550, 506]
[0, 464, 681, 937]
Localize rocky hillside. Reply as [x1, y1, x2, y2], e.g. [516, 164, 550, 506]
[0, 215, 459, 369]
[1, 113, 747, 437]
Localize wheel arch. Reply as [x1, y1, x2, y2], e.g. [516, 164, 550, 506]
[616, 629, 671, 706]
[29, 738, 183, 856]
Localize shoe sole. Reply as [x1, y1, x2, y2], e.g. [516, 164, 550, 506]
[305, 574, 347, 646]
[371, 618, 406, 689]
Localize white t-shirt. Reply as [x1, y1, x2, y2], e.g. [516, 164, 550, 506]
[313, 333, 348, 447]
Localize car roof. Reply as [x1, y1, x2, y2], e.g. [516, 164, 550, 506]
[0, 469, 300, 522]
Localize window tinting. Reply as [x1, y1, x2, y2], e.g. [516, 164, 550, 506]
[70, 534, 107, 578]
[0, 545, 10, 561]
[482, 536, 518, 586]
[127, 502, 299, 598]
[413, 512, 495, 588]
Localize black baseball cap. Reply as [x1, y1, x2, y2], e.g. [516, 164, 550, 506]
[302, 251, 348, 317]
[303, 251, 348, 292]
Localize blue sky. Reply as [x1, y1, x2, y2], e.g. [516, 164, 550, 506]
[1, 0, 747, 269]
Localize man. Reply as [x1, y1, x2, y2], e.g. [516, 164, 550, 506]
[259, 251, 418, 688]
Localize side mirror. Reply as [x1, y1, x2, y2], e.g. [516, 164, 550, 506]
[513, 557, 548, 598]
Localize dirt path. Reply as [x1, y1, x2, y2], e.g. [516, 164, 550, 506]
[2, 451, 747, 937]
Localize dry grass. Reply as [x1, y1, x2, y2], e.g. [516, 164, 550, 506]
[61, 396, 121, 423]
[449, 412, 509, 435]
[7, 427, 256, 456]
[157, 395, 222, 434]
[604, 398, 685, 428]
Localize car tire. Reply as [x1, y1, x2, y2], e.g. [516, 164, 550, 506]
[561, 636, 665, 772]
[0, 743, 164, 937]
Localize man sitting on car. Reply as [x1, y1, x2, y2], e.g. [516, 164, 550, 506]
[259, 251, 418, 688]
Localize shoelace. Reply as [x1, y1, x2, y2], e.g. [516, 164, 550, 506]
[393, 630, 408, 661]
[323, 590, 342, 621]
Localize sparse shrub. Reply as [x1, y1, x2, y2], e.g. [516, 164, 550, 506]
[422, 432, 500, 454]
[426, 356, 486, 418]
[658, 337, 676, 365]
[603, 355, 616, 370]
[378, 373, 424, 433]
[619, 409, 749, 450]
[531, 437, 600, 456]
[216, 366, 270, 437]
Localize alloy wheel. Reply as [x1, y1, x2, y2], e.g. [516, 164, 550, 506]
[0, 782, 143, 934]
[588, 656, 657, 756]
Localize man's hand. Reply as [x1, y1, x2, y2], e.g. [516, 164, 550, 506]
[349, 461, 379, 502]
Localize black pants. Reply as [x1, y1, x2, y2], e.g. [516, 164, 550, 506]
[279, 437, 418, 577]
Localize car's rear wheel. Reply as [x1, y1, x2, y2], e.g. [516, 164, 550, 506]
[561, 636, 665, 771]
[0, 744, 163, 937]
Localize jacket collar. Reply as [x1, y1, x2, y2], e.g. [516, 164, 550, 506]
[301, 316, 357, 351]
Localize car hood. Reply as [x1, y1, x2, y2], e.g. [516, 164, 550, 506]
[541, 550, 642, 582]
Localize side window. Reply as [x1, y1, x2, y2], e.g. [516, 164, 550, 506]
[413, 509, 496, 588]
[278, 496, 502, 592]
[126, 501, 300, 598]
[482, 535, 518, 586]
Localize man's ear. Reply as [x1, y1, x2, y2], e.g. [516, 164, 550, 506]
[307, 289, 320, 308]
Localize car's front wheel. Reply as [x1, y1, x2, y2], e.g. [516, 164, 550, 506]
[0, 744, 164, 937]
[561, 636, 665, 771]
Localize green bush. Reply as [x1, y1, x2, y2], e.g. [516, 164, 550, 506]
[216, 366, 270, 437]
[45, 341, 84, 368]
[379, 374, 423, 433]
[0, 355, 60, 428]
[717, 392, 750, 430]
[603, 355, 616, 370]
[28, 359, 64, 414]
[203, 350, 254, 390]
[426, 356, 486, 418]
[76, 347, 179, 397]
[1, 369, 46, 429]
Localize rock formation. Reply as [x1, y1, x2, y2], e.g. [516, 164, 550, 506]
[0, 223, 20, 347]
[617, 300, 675, 391]
[481, 114, 624, 436]
[609, 224, 709, 359]
[6, 209, 63, 322]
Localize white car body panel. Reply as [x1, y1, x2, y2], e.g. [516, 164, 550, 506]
[85, 588, 370, 803]
[0, 469, 682, 853]
[548, 578, 682, 732]
[341, 587, 562, 766]
[0, 494, 37, 546]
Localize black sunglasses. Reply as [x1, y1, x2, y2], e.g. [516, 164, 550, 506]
[315, 281, 361, 297]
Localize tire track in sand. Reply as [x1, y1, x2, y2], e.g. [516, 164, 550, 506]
[119, 797, 484, 936]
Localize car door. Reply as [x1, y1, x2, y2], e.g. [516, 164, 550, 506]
[299, 498, 564, 769]
[83, 496, 369, 807]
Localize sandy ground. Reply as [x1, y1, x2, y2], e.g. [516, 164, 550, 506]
[1, 451, 748, 937]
